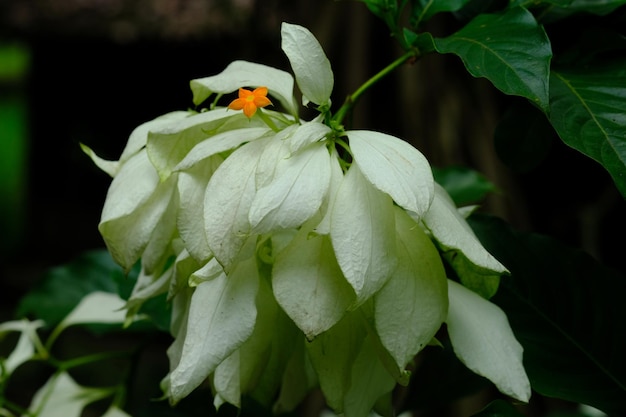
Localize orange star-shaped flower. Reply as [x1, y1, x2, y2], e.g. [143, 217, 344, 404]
[228, 86, 273, 118]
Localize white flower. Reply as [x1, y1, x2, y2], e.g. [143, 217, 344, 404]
[85, 20, 530, 416]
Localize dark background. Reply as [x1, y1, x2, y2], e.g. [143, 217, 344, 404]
[0, 3, 624, 415]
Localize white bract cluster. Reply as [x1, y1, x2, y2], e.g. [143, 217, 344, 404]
[84, 22, 530, 416]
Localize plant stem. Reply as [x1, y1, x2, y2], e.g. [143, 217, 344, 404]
[331, 48, 420, 126]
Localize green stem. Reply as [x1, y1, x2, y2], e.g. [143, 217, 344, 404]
[256, 108, 280, 132]
[332, 49, 420, 126]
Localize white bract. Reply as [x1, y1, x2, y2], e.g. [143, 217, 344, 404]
[84, 21, 530, 416]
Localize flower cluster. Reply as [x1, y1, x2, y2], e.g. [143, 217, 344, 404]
[84, 22, 530, 416]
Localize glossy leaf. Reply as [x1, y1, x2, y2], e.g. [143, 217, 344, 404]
[411, 0, 472, 28]
[469, 215, 626, 415]
[432, 7, 552, 111]
[513, 0, 626, 16]
[549, 63, 626, 197]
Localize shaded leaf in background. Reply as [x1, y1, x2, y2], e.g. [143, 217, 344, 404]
[471, 399, 525, 417]
[16, 251, 122, 327]
[468, 215, 626, 416]
[548, 63, 626, 197]
[410, 0, 472, 28]
[432, 166, 498, 205]
[494, 100, 555, 173]
[431, 7, 552, 111]
[16, 250, 170, 332]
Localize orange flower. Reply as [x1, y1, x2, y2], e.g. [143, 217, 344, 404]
[228, 87, 273, 118]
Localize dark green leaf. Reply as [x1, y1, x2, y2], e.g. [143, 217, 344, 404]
[551, 0, 626, 15]
[16, 250, 123, 327]
[468, 215, 626, 416]
[16, 250, 170, 332]
[494, 100, 555, 172]
[432, 166, 498, 205]
[432, 7, 552, 111]
[548, 62, 626, 197]
[471, 399, 526, 417]
[410, 0, 472, 28]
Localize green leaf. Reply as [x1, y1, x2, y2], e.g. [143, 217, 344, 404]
[471, 399, 526, 417]
[411, 0, 472, 28]
[548, 63, 626, 197]
[16, 251, 122, 327]
[432, 7, 552, 111]
[432, 165, 498, 205]
[469, 215, 626, 415]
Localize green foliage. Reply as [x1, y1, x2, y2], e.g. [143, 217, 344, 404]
[549, 63, 626, 196]
[16, 250, 170, 332]
[16, 251, 122, 328]
[429, 7, 552, 111]
[471, 399, 526, 417]
[469, 215, 626, 416]
[362, 0, 626, 197]
[432, 166, 498, 205]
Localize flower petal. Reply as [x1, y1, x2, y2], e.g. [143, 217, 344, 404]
[204, 138, 268, 269]
[281, 22, 334, 106]
[446, 279, 531, 402]
[99, 150, 176, 271]
[374, 207, 448, 372]
[168, 256, 259, 403]
[190, 60, 298, 117]
[348, 130, 434, 219]
[273, 230, 355, 339]
[306, 310, 367, 412]
[422, 183, 507, 298]
[330, 163, 397, 307]
[147, 108, 260, 181]
[175, 127, 270, 172]
[288, 120, 331, 153]
[177, 158, 222, 262]
[342, 332, 397, 417]
[249, 142, 331, 233]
